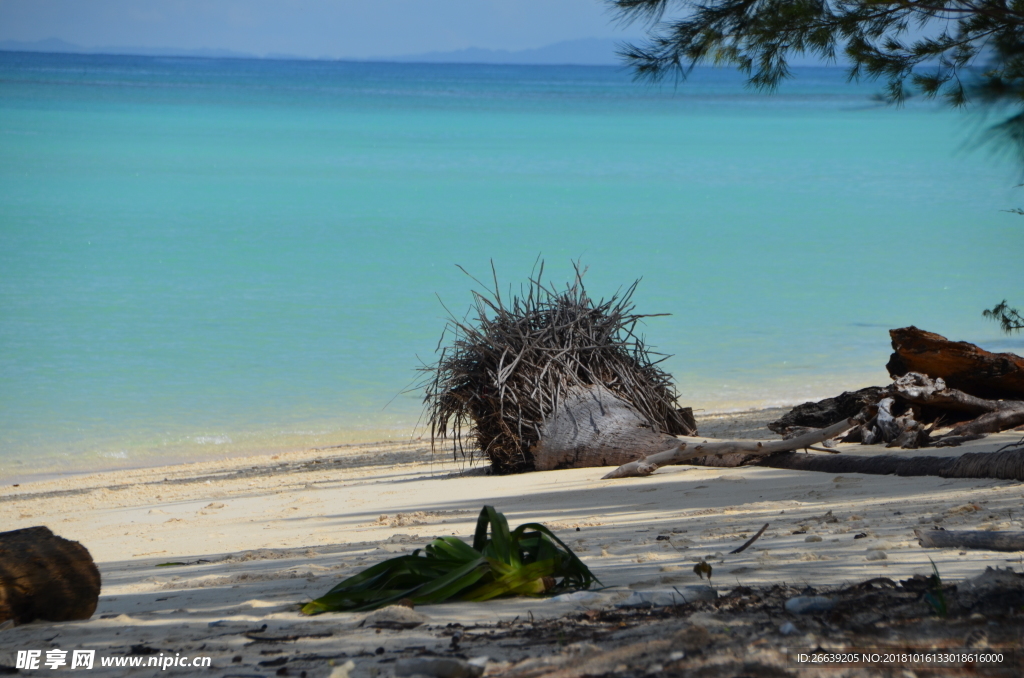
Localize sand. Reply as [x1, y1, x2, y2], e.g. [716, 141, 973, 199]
[2, 410, 1023, 676]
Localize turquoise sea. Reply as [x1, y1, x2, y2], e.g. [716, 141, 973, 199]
[1, 52, 1021, 482]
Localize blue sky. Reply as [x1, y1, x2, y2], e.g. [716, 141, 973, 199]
[0, 0, 643, 59]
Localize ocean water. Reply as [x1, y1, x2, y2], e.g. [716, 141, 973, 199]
[1, 52, 1021, 482]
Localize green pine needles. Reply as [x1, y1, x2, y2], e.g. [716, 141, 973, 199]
[984, 299, 1024, 334]
[301, 506, 599, 614]
[610, 1, 1024, 161]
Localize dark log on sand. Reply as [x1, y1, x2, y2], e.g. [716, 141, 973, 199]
[887, 326, 1024, 400]
[757, 448, 1024, 481]
[768, 386, 885, 434]
[949, 409, 1024, 437]
[0, 526, 101, 624]
[915, 529, 1024, 552]
[532, 385, 681, 471]
[602, 417, 861, 479]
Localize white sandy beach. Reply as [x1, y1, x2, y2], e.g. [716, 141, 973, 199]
[2, 409, 1023, 676]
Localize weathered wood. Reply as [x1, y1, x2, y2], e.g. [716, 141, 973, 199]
[949, 408, 1024, 437]
[886, 326, 1024, 400]
[915, 529, 1024, 552]
[601, 417, 860, 479]
[768, 387, 884, 434]
[757, 448, 1024, 481]
[892, 372, 1007, 415]
[891, 373, 1024, 437]
[0, 526, 101, 624]
[531, 385, 680, 471]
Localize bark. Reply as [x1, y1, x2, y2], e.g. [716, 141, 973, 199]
[757, 452, 953, 477]
[531, 385, 680, 471]
[0, 526, 101, 624]
[915, 529, 1024, 552]
[757, 448, 1024, 481]
[887, 326, 1024, 400]
[601, 417, 860, 479]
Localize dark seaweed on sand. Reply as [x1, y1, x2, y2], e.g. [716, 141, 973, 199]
[422, 262, 694, 474]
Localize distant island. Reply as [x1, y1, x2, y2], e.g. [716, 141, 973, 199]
[0, 37, 625, 66]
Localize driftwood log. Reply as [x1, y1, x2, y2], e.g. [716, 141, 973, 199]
[0, 526, 101, 624]
[915, 529, 1024, 552]
[892, 372, 1024, 437]
[601, 417, 861, 479]
[887, 326, 1024, 400]
[531, 385, 681, 471]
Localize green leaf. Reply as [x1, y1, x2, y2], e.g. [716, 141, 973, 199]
[302, 505, 598, 614]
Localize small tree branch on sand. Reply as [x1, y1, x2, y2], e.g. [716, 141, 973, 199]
[601, 416, 861, 479]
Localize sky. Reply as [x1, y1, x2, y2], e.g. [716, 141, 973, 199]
[0, 0, 645, 60]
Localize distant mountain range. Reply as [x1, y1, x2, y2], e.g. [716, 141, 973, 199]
[387, 38, 624, 66]
[0, 37, 627, 66]
[0, 36, 836, 68]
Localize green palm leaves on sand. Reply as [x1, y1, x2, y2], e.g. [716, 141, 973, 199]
[301, 506, 599, 614]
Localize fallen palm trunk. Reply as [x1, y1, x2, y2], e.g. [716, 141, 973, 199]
[0, 526, 101, 624]
[757, 448, 1024, 481]
[601, 417, 860, 479]
[532, 385, 682, 471]
[915, 529, 1024, 552]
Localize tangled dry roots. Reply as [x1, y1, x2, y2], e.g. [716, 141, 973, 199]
[422, 264, 694, 474]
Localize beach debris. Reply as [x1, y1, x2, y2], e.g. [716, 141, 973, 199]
[692, 561, 712, 580]
[955, 567, 1024, 614]
[769, 327, 1024, 448]
[0, 526, 100, 624]
[783, 596, 834, 614]
[602, 416, 861, 479]
[777, 621, 799, 635]
[616, 586, 716, 608]
[887, 326, 1024, 400]
[891, 372, 1024, 439]
[301, 506, 597, 613]
[395, 656, 487, 678]
[728, 523, 769, 554]
[914, 528, 1024, 552]
[422, 263, 695, 474]
[768, 386, 884, 434]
